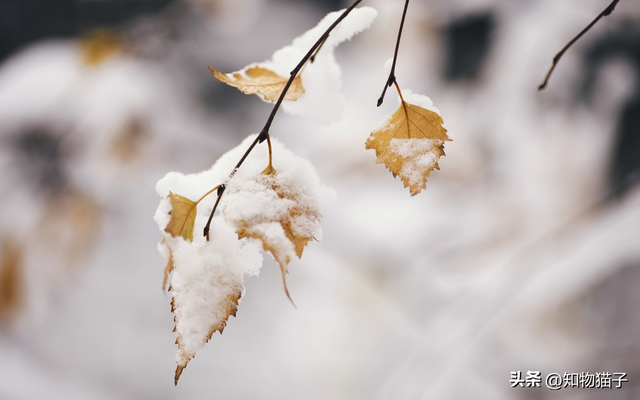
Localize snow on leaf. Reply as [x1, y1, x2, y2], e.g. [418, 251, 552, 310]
[154, 135, 330, 383]
[226, 172, 318, 301]
[366, 90, 450, 195]
[166, 218, 259, 385]
[209, 66, 304, 102]
[219, 135, 333, 301]
[208, 7, 377, 124]
[162, 239, 174, 291]
[165, 193, 197, 242]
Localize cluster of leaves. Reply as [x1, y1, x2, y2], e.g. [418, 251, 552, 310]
[156, 2, 450, 384]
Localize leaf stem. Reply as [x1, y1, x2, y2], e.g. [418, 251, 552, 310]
[377, 0, 411, 107]
[195, 184, 221, 205]
[266, 134, 273, 171]
[538, 0, 620, 91]
[203, 0, 364, 239]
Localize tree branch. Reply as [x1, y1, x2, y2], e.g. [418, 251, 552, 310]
[203, 0, 364, 239]
[377, 0, 411, 107]
[538, 0, 620, 91]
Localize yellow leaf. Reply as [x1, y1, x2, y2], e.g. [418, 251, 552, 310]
[170, 261, 243, 385]
[209, 66, 305, 102]
[165, 193, 197, 242]
[232, 175, 317, 302]
[162, 246, 174, 292]
[365, 98, 451, 195]
[80, 29, 123, 66]
[38, 192, 101, 264]
[172, 289, 241, 384]
[0, 239, 22, 323]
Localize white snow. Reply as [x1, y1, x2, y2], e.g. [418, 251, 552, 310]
[168, 217, 262, 365]
[389, 138, 442, 189]
[401, 89, 441, 117]
[252, 7, 378, 124]
[155, 133, 334, 366]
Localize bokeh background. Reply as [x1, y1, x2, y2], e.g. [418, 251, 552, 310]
[1, 0, 640, 399]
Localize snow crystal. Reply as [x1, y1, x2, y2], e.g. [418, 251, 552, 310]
[389, 138, 442, 189]
[258, 7, 378, 124]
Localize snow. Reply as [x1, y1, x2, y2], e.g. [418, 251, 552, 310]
[256, 6, 378, 124]
[168, 217, 262, 366]
[2, 1, 640, 399]
[389, 138, 442, 189]
[401, 89, 441, 118]
[155, 133, 334, 367]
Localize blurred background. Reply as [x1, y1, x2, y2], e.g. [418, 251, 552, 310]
[1, 0, 640, 399]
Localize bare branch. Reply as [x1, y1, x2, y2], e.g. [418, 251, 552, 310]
[377, 0, 411, 107]
[538, 0, 620, 91]
[203, 0, 364, 238]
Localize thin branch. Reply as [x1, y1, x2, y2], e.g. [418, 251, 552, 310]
[377, 0, 411, 107]
[203, 0, 364, 238]
[538, 0, 620, 91]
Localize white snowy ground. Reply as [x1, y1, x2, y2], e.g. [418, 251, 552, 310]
[0, 0, 639, 399]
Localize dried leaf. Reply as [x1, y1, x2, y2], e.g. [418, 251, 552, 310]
[166, 225, 249, 385]
[162, 245, 174, 292]
[110, 118, 148, 162]
[165, 193, 197, 242]
[172, 287, 241, 384]
[366, 96, 450, 195]
[228, 173, 319, 301]
[38, 192, 101, 265]
[81, 29, 123, 66]
[0, 239, 22, 322]
[209, 66, 305, 102]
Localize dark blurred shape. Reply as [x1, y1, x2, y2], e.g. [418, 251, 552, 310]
[0, 0, 76, 62]
[442, 12, 495, 82]
[285, 0, 345, 13]
[0, 0, 173, 62]
[611, 96, 640, 195]
[14, 128, 68, 197]
[76, 0, 173, 31]
[580, 20, 640, 196]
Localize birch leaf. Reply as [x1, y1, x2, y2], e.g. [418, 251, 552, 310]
[366, 92, 451, 195]
[163, 217, 261, 385]
[165, 193, 197, 242]
[223, 172, 321, 302]
[209, 66, 304, 102]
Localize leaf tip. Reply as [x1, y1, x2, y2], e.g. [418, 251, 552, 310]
[175, 365, 184, 386]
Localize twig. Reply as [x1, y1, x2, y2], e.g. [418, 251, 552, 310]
[377, 0, 411, 107]
[203, 0, 364, 238]
[538, 0, 620, 91]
